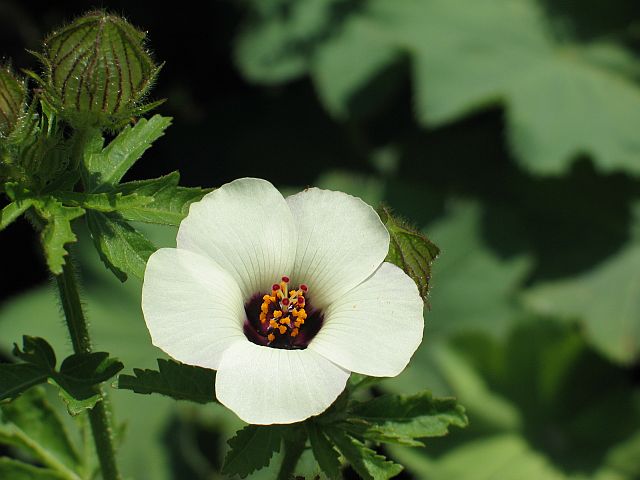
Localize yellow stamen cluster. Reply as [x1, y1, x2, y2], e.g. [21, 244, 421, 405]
[258, 276, 309, 345]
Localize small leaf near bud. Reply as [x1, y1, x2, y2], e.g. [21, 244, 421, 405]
[39, 11, 161, 129]
[0, 66, 27, 138]
[378, 206, 440, 304]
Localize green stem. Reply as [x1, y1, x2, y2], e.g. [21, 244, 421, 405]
[56, 260, 121, 480]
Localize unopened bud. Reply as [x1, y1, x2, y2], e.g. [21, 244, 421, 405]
[0, 66, 27, 138]
[39, 11, 161, 128]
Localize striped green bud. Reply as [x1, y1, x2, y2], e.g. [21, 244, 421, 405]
[40, 11, 161, 129]
[0, 66, 27, 138]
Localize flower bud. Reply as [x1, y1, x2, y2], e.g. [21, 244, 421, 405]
[0, 66, 27, 138]
[39, 11, 161, 128]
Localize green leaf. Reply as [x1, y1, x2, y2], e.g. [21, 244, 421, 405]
[12, 336, 57, 371]
[0, 364, 49, 402]
[84, 115, 172, 190]
[0, 389, 82, 479]
[306, 422, 342, 480]
[222, 425, 285, 478]
[86, 211, 156, 281]
[346, 392, 468, 447]
[325, 428, 403, 480]
[117, 359, 216, 403]
[378, 206, 440, 302]
[0, 458, 67, 480]
[523, 202, 640, 365]
[112, 172, 210, 225]
[53, 191, 153, 213]
[34, 199, 85, 275]
[0, 199, 33, 231]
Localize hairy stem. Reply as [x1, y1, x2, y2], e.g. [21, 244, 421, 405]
[56, 259, 121, 480]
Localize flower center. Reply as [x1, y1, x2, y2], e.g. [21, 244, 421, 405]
[243, 276, 323, 350]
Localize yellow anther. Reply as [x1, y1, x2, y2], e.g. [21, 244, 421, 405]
[263, 294, 272, 302]
[278, 325, 287, 334]
[291, 328, 299, 337]
[269, 319, 278, 328]
[259, 312, 267, 323]
[297, 309, 307, 320]
[273, 310, 282, 319]
[292, 308, 299, 317]
[260, 303, 269, 313]
[289, 290, 297, 297]
[294, 320, 302, 328]
[279, 316, 290, 325]
[267, 333, 275, 342]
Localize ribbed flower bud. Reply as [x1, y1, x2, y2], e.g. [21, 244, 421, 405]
[39, 11, 161, 128]
[0, 66, 27, 138]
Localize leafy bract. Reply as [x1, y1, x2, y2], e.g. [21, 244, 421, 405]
[523, 203, 640, 364]
[379, 206, 440, 303]
[84, 115, 172, 191]
[0, 199, 33, 231]
[117, 359, 216, 403]
[306, 422, 341, 480]
[86, 211, 156, 282]
[222, 425, 285, 478]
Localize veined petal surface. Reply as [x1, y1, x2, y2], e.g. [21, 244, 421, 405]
[178, 178, 296, 298]
[142, 248, 246, 370]
[286, 188, 389, 308]
[216, 341, 350, 424]
[309, 262, 424, 377]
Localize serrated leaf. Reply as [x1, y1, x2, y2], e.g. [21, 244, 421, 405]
[0, 199, 33, 231]
[54, 191, 153, 213]
[86, 211, 156, 281]
[34, 199, 85, 275]
[0, 389, 81, 478]
[112, 172, 210, 225]
[0, 458, 67, 479]
[306, 422, 342, 480]
[84, 115, 172, 190]
[346, 392, 468, 446]
[117, 359, 216, 403]
[326, 428, 403, 480]
[379, 206, 439, 302]
[222, 425, 285, 478]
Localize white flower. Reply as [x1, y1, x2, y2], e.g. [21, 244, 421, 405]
[142, 178, 424, 424]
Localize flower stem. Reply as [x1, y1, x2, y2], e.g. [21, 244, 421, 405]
[56, 259, 121, 480]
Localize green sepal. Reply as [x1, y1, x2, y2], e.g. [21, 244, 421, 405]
[379, 205, 440, 303]
[0, 199, 34, 231]
[112, 171, 210, 225]
[221, 425, 286, 478]
[117, 359, 216, 403]
[86, 211, 156, 282]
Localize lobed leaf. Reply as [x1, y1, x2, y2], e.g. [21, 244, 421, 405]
[345, 392, 468, 446]
[113, 172, 210, 225]
[0, 199, 33, 232]
[325, 427, 403, 480]
[306, 422, 342, 480]
[86, 211, 156, 281]
[222, 425, 285, 478]
[117, 359, 216, 403]
[54, 191, 153, 213]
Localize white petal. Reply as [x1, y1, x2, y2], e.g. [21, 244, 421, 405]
[177, 178, 296, 298]
[216, 341, 350, 424]
[308, 262, 424, 377]
[286, 188, 389, 308]
[142, 248, 246, 370]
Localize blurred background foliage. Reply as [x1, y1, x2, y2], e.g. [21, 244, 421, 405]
[1, 0, 640, 478]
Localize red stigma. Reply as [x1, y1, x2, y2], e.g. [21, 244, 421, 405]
[282, 275, 290, 283]
[297, 297, 305, 306]
[282, 298, 290, 306]
[300, 284, 308, 292]
[272, 284, 280, 291]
